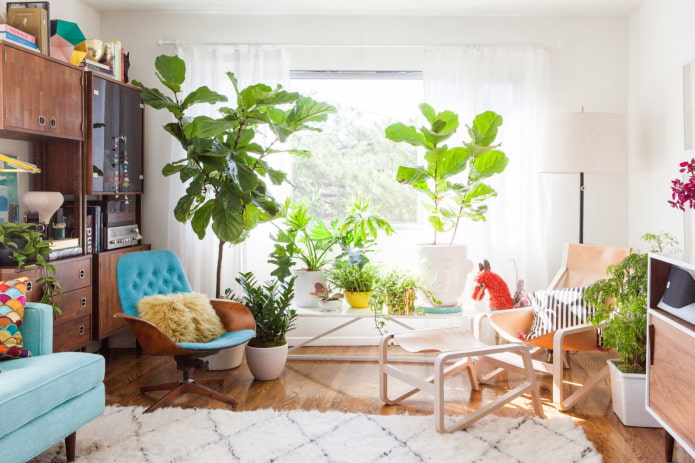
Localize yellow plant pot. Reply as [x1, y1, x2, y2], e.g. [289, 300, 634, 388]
[344, 291, 372, 308]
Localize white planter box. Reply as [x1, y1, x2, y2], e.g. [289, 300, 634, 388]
[607, 359, 660, 427]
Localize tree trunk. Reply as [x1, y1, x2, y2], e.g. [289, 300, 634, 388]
[216, 240, 225, 298]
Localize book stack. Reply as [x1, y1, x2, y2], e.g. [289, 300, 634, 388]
[0, 23, 39, 52]
[81, 58, 114, 78]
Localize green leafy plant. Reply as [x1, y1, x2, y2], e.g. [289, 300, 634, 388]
[327, 262, 380, 293]
[0, 222, 62, 314]
[584, 232, 680, 374]
[133, 55, 335, 296]
[225, 272, 297, 348]
[269, 200, 339, 280]
[385, 104, 507, 245]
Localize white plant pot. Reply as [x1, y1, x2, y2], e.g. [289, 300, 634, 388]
[294, 270, 325, 308]
[203, 343, 247, 370]
[416, 244, 473, 307]
[319, 299, 343, 312]
[607, 359, 660, 427]
[245, 343, 289, 381]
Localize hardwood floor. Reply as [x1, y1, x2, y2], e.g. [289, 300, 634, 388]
[101, 345, 694, 463]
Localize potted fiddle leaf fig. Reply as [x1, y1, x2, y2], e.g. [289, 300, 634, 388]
[133, 55, 336, 297]
[225, 272, 297, 381]
[384, 105, 507, 307]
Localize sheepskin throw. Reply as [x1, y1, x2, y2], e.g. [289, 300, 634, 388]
[137, 292, 225, 343]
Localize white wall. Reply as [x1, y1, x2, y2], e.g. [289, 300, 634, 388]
[629, 0, 695, 250]
[91, 12, 630, 283]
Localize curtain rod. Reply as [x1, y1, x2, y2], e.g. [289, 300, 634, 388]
[157, 40, 561, 49]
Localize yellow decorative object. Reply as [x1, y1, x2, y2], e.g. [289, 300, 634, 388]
[0, 153, 40, 174]
[344, 291, 372, 309]
[70, 41, 88, 66]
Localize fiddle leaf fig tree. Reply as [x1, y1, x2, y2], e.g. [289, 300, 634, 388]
[133, 55, 336, 296]
[385, 104, 507, 245]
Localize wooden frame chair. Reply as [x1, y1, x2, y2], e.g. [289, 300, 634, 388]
[379, 326, 544, 433]
[475, 243, 632, 411]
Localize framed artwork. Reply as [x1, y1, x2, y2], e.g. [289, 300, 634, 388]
[0, 155, 19, 224]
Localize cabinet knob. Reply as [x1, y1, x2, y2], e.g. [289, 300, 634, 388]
[80, 297, 87, 307]
[79, 325, 85, 336]
[50, 118, 57, 128]
[79, 269, 86, 279]
[26, 281, 33, 293]
[38, 115, 45, 126]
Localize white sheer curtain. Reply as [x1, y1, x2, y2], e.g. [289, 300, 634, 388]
[165, 44, 289, 296]
[423, 46, 551, 293]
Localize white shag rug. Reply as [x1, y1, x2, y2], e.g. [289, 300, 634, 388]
[31, 405, 602, 463]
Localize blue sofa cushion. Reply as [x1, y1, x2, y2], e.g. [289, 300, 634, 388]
[0, 352, 104, 437]
[0, 278, 31, 360]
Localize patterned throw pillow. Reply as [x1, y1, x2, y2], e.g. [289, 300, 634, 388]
[524, 286, 594, 341]
[0, 277, 31, 360]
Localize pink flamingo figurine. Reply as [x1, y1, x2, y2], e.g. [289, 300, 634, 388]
[471, 259, 515, 310]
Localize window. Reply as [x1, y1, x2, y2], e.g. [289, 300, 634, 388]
[288, 71, 424, 225]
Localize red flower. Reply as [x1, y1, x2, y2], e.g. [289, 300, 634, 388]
[669, 158, 695, 210]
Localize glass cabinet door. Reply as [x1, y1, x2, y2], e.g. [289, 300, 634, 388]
[89, 76, 143, 195]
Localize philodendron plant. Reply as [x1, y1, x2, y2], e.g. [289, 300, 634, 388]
[133, 55, 335, 296]
[385, 104, 507, 245]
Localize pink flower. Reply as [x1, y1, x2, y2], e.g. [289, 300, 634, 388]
[668, 158, 695, 210]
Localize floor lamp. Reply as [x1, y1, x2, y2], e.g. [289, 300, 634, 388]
[543, 112, 626, 244]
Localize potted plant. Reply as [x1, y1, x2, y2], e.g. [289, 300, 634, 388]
[385, 105, 507, 307]
[327, 262, 380, 308]
[269, 200, 339, 307]
[0, 222, 62, 314]
[583, 232, 678, 427]
[134, 55, 335, 297]
[225, 272, 297, 381]
[309, 282, 344, 312]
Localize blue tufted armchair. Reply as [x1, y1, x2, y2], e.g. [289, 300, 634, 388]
[115, 249, 256, 412]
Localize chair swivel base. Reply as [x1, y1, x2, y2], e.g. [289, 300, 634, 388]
[140, 378, 237, 413]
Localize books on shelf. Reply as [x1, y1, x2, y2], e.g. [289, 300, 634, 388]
[87, 204, 103, 252]
[0, 33, 39, 51]
[48, 246, 82, 261]
[80, 58, 114, 78]
[0, 24, 36, 43]
[104, 40, 123, 81]
[49, 237, 80, 251]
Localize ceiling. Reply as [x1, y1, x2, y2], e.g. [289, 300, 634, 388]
[78, 0, 643, 16]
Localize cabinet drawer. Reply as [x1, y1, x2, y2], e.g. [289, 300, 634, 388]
[55, 257, 92, 292]
[648, 311, 695, 450]
[53, 315, 91, 352]
[54, 286, 92, 322]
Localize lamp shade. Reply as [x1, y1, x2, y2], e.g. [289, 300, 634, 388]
[542, 112, 626, 174]
[22, 191, 64, 225]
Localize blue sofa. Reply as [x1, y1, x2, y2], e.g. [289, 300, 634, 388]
[0, 303, 105, 463]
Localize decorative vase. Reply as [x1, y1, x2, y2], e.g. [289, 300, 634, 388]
[416, 244, 473, 307]
[245, 343, 289, 381]
[293, 270, 324, 308]
[684, 209, 695, 262]
[607, 359, 660, 427]
[318, 299, 343, 312]
[344, 291, 372, 309]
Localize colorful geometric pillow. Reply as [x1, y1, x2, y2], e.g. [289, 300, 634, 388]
[0, 277, 31, 360]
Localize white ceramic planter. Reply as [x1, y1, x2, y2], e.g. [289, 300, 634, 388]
[294, 270, 325, 308]
[607, 359, 660, 427]
[416, 244, 473, 307]
[245, 343, 289, 381]
[203, 343, 247, 370]
[319, 299, 343, 312]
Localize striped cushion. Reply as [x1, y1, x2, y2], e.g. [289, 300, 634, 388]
[525, 287, 595, 341]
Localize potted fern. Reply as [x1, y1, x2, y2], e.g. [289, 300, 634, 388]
[583, 232, 678, 427]
[225, 272, 297, 381]
[385, 105, 507, 307]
